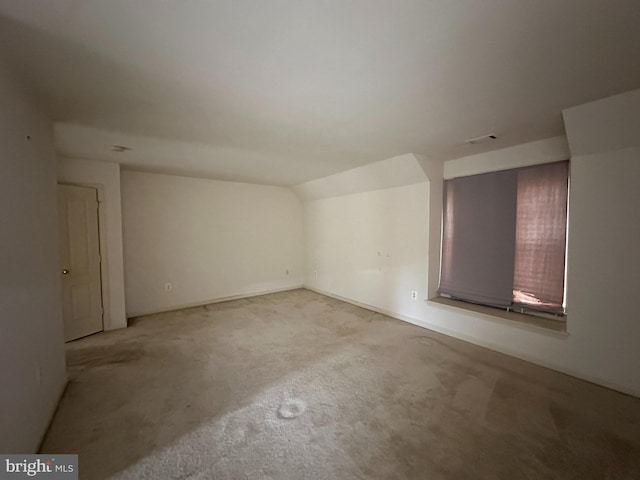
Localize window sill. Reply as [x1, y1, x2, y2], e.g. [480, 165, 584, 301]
[427, 297, 568, 336]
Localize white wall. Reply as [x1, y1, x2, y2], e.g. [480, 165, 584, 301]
[305, 183, 430, 319]
[57, 158, 127, 330]
[302, 125, 640, 396]
[563, 88, 640, 156]
[561, 89, 640, 395]
[0, 63, 67, 451]
[121, 171, 305, 316]
[294, 153, 428, 201]
[444, 136, 570, 179]
[563, 149, 640, 393]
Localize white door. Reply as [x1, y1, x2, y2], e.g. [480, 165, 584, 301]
[58, 184, 104, 341]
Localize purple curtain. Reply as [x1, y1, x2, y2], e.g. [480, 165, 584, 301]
[438, 169, 517, 308]
[439, 161, 569, 312]
[513, 161, 569, 312]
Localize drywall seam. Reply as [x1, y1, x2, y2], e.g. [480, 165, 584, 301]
[304, 286, 640, 399]
[127, 285, 304, 318]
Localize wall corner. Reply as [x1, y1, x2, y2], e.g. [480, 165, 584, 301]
[414, 154, 443, 299]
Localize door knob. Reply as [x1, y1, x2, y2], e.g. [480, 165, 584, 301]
[62, 269, 70, 275]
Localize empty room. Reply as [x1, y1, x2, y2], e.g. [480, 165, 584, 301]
[2, 1, 640, 479]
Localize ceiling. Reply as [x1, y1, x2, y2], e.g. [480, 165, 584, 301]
[1, 0, 639, 186]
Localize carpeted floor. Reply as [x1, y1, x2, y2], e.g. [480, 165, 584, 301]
[41, 289, 640, 479]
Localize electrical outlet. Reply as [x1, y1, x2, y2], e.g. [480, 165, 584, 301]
[411, 291, 418, 300]
[314, 270, 318, 279]
[165, 283, 172, 291]
[286, 269, 289, 275]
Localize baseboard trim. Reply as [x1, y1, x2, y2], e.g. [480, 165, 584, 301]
[127, 285, 305, 319]
[304, 286, 640, 399]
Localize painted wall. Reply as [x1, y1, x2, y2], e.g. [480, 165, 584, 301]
[562, 88, 640, 156]
[444, 136, 570, 179]
[302, 123, 640, 396]
[57, 158, 127, 330]
[561, 89, 640, 395]
[563, 149, 640, 394]
[121, 171, 304, 316]
[0, 63, 67, 451]
[294, 153, 427, 201]
[305, 183, 430, 319]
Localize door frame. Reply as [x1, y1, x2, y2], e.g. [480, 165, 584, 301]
[58, 182, 109, 331]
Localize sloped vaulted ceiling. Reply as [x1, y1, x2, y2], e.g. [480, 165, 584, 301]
[1, 0, 639, 185]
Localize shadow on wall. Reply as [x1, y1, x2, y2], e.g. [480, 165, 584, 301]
[0, 14, 236, 148]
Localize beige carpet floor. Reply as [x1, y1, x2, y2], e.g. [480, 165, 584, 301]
[41, 289, 640, 479]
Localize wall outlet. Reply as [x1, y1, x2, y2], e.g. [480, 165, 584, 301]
[314, 270, 318, 279]
[411, 291, 418, 300]
[165, 283, 172, 291]
[286, 269, 289, 275]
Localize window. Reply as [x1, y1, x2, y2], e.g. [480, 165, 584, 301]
[438, 161, 569, 316]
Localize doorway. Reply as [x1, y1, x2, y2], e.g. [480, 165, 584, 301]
[57, 184, 104, 341]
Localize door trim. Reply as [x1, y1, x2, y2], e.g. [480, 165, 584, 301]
[58, 182, 110, 330]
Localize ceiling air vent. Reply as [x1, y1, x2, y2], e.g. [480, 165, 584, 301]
[464, 134, 497, 145]
[110, 145, 132, 152]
